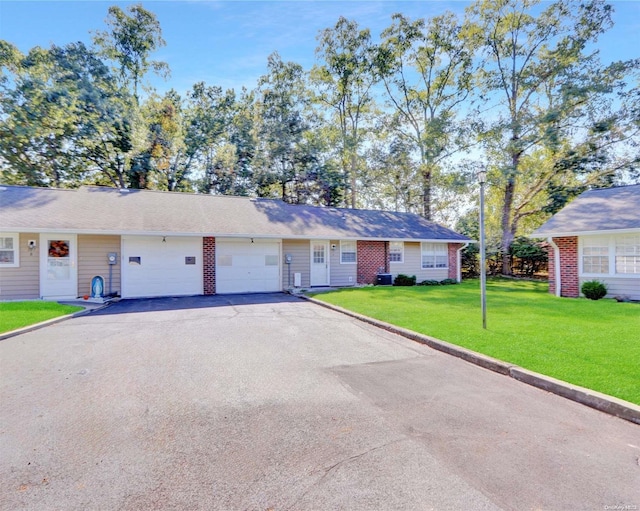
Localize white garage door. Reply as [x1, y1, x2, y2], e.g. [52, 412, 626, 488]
[216, 238, 281, 294]
[122, 236, 203, 298]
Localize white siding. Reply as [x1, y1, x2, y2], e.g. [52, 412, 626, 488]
[0, 233, 40, 300]
[579, 277, 640, 300]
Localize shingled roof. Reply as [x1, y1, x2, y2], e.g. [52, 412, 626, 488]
[532, 184, 640, 237]
[0, 185, 470, 242]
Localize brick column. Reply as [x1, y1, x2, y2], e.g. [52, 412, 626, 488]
[448, 243, 464, 281]
[203, 237, 216, 295]
[553, 236, 579, 298]
[357, 241, 388, 284]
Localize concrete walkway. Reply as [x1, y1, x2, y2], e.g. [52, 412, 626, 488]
[1, 294, 638, 510]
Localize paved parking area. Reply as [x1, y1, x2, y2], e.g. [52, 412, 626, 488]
[1, 294, 639, 510]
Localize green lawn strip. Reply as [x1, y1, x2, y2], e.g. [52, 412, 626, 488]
[0, 301, 84, 334]
[312, 279, 640, 405]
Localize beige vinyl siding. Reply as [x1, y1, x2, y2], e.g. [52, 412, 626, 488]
[579, 277, 640, 300]
[78, 235, 121, 297]
[0, 233, 40, 300]
[282, 239, 311, 289]
[329, 239, 357, 286]
[390, 242, 448, 282]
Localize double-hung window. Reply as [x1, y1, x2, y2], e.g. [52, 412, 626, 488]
[340, 240, 357, 264]
[389, 241, 404, 263]
[582, 237, 609, 275]
[0, 233, 19, 267]
[615, 235, 640, 274]
[421, 243, 447, 269]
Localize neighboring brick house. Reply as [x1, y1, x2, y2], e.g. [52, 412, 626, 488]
[532, 185, 640, 300]
[0, 185, 470, 300]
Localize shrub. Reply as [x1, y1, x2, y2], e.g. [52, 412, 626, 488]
[393, 274, 416, 286]
[581, 280, 607, 300]
[418, 279, 441, 286]
[440, 278, 459, 285]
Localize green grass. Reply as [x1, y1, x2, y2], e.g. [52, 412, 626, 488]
[312, 279, 640, 405]
[0, 301, 84, 334]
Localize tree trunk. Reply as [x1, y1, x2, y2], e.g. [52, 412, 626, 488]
[422, 165, 432, 220]
[500, 175, 516, 275]
[350, 152, 357, 208]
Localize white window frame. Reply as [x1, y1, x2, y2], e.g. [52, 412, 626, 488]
[340, 240, 357, 264]
[579, 234, 640, 278]
[421, 242, 448, 269]
[389, 241, 404, 263]
[0, 233, 19, 268]
[581, 236, 610, 276]
[615, 234, 640, 275]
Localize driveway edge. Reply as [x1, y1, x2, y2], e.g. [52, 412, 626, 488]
[0, 303, 110, 341]
[304, 295, 640, 425]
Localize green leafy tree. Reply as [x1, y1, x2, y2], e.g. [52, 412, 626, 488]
[92, 3, 169, 103]
[312, 17, 378, 208]
[465, 0, 636, 274]
[376, 12, 475, 219]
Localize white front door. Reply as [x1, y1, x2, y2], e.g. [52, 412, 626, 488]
[310, 240, 330, 286]
[40, 233, 78, 299]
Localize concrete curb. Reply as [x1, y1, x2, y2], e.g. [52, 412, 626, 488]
[0, 302, 111, 341]
[303, 295, 640, 426]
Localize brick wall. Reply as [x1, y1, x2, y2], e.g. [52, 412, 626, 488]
[357, 241, 389, 284]
[551, 236, 579, 298]
[447, 243, 464, 281]
[203, 237, 216, 295]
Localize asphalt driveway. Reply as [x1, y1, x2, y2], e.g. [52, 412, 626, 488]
[1, 294, 638, 510]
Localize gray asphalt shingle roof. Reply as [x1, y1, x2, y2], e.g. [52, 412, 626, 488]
[532, 184, 640, 237]
[0, 185, 470, 242]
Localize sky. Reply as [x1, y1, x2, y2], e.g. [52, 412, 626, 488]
[1, 0, 639, 97]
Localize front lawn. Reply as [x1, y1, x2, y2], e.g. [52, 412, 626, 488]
[312, 279, 640, 405]
[0, 301, 84, 334]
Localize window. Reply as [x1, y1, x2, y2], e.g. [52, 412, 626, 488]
[615, 235, 640, 274]
[389, 241, 404, 263]
[340, 240, 357, 264]
[582, 238, 609, 274]
[0, 233, 19, 267]
[421, 243, 448, 269]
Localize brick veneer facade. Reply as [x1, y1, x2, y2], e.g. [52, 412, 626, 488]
[447, 243, 464, 281]
[203, 237, 216, 295]
[357, 241, 389, 284]
[549, 236, 579, 297]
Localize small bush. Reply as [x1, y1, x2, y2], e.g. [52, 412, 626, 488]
[440, 278, 459, 285]
[393, 274, 416, 286]
[581, 280, 607, 300]
[418, 279, 441, 286]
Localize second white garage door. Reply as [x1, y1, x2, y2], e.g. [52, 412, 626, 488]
[216, 238, 281, 294]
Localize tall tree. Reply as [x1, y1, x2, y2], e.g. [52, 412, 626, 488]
[254, 53, 318, 203]
[465, 0, 630, 274]
[376, 12, 474, 219]
[92, 3, 168, 104]
[312, 17, 378, 208]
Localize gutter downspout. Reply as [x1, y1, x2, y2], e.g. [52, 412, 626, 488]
[547, 237, 561, 297]
[456, 243, 469, 283]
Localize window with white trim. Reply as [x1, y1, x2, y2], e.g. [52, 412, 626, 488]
[0, 233, 19, 267]
[582, 237, 609, 275]
[389, 241, 404, 263]
[340, 240, 357, 264]
[421, 243, 448, 269]
[615, 235, 640, 274]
